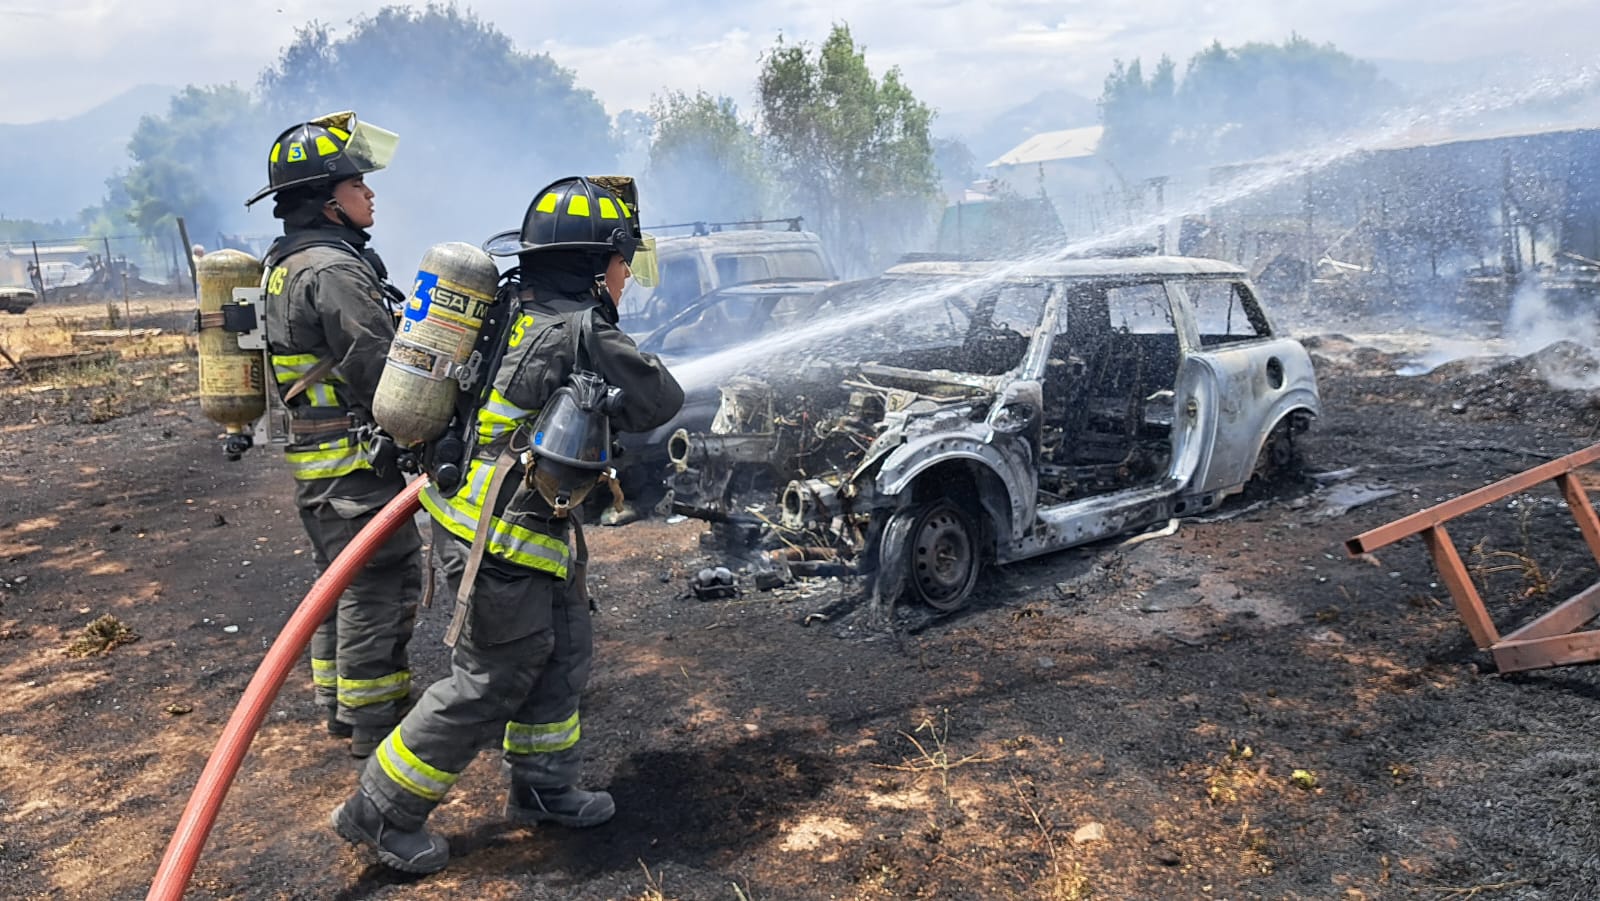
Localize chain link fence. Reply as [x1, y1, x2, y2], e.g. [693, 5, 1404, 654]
[1, 223, 276, 305]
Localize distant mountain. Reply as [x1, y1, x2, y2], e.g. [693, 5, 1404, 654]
[0, 84, 175, 222]
[940, 88, 1100, 169]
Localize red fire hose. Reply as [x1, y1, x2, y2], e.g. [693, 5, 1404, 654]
[146, 478, 426, 901]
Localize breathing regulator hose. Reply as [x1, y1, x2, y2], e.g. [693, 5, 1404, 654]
[146, 478, 427, 901]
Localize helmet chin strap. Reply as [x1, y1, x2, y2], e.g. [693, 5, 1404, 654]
[326, 199, 359, 231]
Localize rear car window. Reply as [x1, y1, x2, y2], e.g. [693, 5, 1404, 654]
[1186, 280, 1271, 345]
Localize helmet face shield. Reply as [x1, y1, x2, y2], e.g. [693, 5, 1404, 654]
[630, 234, 659, 287]
[315, 112, 399, 175]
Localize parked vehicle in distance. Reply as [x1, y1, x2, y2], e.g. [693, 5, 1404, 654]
[0, 285, 38, 314]
[619, 219, 836, 335]
[666, 254, 1321, 612]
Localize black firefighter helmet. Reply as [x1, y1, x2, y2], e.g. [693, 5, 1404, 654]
[484, 176, 657, 285]
[244, 111, 399, 207]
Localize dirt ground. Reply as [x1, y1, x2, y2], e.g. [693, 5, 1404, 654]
[8, 294, 1600, 900]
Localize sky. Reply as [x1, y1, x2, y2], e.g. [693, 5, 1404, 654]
[1, 0, 1596, 132]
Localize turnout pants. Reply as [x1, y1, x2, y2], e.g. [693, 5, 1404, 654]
[298, 494, 423, 729]
[360, 519, 594, 831]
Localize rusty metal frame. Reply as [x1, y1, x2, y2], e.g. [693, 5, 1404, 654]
[1345, 442, 1600, 673]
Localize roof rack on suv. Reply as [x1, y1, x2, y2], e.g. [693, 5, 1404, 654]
[644, 217, 806, 237]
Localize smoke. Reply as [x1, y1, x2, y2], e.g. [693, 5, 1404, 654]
[662, 59, 1600, 395]
[1503, 279, 1600, 390]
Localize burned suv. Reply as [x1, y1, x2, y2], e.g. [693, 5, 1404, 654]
[666, 255, 1320, 612]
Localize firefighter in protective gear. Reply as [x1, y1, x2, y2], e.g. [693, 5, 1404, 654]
[332, 176, 683, 874]
[248, 112, 423, 757]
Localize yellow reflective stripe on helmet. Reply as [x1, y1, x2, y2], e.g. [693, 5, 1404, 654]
[315, 135, 339, 156]
[375, 729, 459, 802]
[536, 192, 559, 214]
[597, 197, 619, 220]
[567, 195, 591, 217]
[336, 670, 411, 708]
[270, 142, 282, 164]
[326, 125, 350, 141]
[617, 199, 631, 219]
[503, 709, 581, 755]
[311, 657, 337, 688]
[284, 439, 370, 480]
[420, 478, 570, 578]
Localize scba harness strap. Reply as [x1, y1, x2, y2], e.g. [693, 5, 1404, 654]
[439, 302, 615, 645]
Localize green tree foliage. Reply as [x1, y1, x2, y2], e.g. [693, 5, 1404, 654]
[758, 24, 940, 272]
[1099, 35, 1396, 178]
[114, 4, 614, 254]
[932, 137, 978, 200]
[119, 84, 259, 245]
[256, 4, 615, 252]
[612, 109, 655, 179]
[647, 91, 770, 225]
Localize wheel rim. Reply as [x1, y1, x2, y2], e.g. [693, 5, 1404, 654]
[911, 506, 975, 611]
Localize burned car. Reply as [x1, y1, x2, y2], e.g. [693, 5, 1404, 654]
[666, 256, 1320, 612]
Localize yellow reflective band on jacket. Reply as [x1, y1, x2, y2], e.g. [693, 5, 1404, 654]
[503, 709, 581, 755]
[285, 438, 370, 480]
[311, 657, 337, 689]
[375, 729, 460, 802]
[419, 462, 570, 578]
[271, 353, 347, 408]
[336, 670, 411, 708]
[272, 353, 321, 381]
[475, 389, 534, 444]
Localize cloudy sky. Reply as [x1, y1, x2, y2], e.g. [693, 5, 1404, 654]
[1, 0, 1595, 131]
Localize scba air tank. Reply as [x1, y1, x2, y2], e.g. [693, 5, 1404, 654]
[196, 249, 267, 439]
[372, 242, 500, 447]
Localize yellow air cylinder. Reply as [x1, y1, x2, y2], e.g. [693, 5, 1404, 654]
[372, 242, 500, 447]
[196, 249, 267, 434]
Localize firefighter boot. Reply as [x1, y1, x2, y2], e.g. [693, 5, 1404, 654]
[331, 790, 449, 874]
[505, 781, 616, 828]
[326, 708, 353, 739]
[350, 724, 394, 759]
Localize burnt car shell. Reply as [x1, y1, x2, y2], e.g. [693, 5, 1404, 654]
[615, 278, 839, 498]
[668, 255, 1321, 612]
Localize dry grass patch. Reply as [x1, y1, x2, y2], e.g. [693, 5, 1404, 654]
[65, 614, 139, 657]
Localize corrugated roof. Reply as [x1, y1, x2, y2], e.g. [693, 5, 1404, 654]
[3, 243, 90, 256]
[988, 125, 1105, 168]
[1367, 118, 1600, 153]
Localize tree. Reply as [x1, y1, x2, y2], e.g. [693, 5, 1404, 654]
[119, 84, 260, 245]
[758, 24, 940, 273]
[612, 109, 655, 181]
[933, 137, 978, 200]
[1098, 36, 1395, 178]
[254, 3, 615, 262]
[1097, 56, 1177, 178]
[646, 91, 770, 226]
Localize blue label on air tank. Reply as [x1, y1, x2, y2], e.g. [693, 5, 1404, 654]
[406, 270, 438, 321]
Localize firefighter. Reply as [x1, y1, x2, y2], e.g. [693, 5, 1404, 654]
[331, 176, 683, 874]
[245, 112, 423, 758]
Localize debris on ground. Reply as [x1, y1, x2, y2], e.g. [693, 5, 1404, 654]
[65, 614, 140, 657]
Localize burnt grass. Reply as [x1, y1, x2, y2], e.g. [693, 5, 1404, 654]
[6, 330, 1600, 899]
